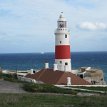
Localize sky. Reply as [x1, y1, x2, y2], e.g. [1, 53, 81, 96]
[0, 0, 107, 53]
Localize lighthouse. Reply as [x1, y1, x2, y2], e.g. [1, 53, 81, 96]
[54, 12, 72, 72]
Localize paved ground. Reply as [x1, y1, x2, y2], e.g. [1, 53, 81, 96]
[0, 80, 26, 93]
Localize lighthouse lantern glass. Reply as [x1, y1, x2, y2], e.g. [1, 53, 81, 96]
[58, 21, 67, 28]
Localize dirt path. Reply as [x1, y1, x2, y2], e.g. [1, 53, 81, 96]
[0, 80, 26, 93]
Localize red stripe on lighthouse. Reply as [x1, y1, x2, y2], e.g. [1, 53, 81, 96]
[55, 45, 71, 59]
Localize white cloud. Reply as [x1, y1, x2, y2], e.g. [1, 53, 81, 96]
[78, 22, 107, 31]
[0, 0, 107, 52]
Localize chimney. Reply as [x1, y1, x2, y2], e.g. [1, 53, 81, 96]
[45, 63, 49, 69]
[67, 77, 71, 86]
[30, 69, 34, 74]
[64, 65, 68, 72]
[54, 64, 58, 71]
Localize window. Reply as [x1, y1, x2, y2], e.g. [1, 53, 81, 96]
[79, 74, 83, 78]
[65, 34, 67, 38]
[33, 71, 35, 73]
[60, 61, 62, 63]
[91, 81, 96, 85]
[65, 62, 68, 65]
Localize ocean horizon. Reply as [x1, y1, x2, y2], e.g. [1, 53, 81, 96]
[0, 52, 107, 81]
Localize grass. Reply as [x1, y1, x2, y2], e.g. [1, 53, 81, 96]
[0, 73, 25, 83]
[72, 86, 107, 91]
[0, 74, 107, 107]
[0, 93, 107, 107]
[1, 73, 18, 82]
[22, 83, 77, 95]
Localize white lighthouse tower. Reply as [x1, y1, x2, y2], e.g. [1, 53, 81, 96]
[54, 12, 72, 72]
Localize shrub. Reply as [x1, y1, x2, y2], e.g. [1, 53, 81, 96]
[22, 83, 77, 95]
[0, 73, 3, 79]
[4, 77, 17, 82]
[2, 74, 19, 82]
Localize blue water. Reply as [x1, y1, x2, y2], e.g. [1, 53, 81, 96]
[0, 52, 107, 81]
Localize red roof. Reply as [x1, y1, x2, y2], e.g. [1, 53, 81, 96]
[26, 69, 91, 85]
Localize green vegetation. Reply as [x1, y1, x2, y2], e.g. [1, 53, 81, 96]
[72, 86, 107, 91]
[1, 73, 27, 83]
[0, 93, 107, 107]
[0, 73, 2, 79]
[23, 83, 77, 95]
[2, 74, 19, 82]
[0, 75, 107, 107]
[0, 73, 24, 83]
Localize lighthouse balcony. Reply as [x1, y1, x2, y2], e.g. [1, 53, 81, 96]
[54, 28, 68, 34]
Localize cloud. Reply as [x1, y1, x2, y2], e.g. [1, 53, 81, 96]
[78, 22, 107, 31]
[0, 0, 107, 52]
[64, 0, 96, 9]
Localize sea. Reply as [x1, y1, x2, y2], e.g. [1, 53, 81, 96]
[0, 52, 107, 81]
